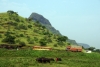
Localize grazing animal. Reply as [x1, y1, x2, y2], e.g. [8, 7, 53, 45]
[36, 57, 54, 63]
[49, 58, 55, 61]
[56, 58, 62, 62]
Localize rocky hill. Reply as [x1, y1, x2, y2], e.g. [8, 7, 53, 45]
[29, 13, 61, 35]
[29, 12, 83, 45]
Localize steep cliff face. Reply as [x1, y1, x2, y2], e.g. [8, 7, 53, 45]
[29, 13, 61, 35]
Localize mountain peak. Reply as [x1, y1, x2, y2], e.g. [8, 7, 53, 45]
[29, 12, 51, 25]
[29, 12, 61, 35]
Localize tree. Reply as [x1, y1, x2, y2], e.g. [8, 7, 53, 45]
[19, 41, 26, 47]
[39, 39, 47, 46]
[88, 47, 95, 51]
[42, 26, 46, 29]
[2, 35, 15, 44]
[94, 49, 100, 53]
[2, 31, 16, 44]
[57, 36, 68, 42]
[28, 25, 32, 28]
[7, 10, 15, 15]
[19, 24, 27, 30]
[67, 42, 70, 45]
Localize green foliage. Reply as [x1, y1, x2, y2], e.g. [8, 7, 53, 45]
[42, 26, 46, 29]
[39, 38, 47, 46]
[7, 10, 15, 14]
[19, 41, 26, 47]
[94, 49, 100, 53]
[28, 40, 34, 44]
[0, 34, 2, 38]
[34, 37, 38, 42]
[57, 42, 65, 46]
[4, 18, 7, 21]
[19, 24, 27, 30]
[47, 38, 52, 43]
[20, 34, 24, 37]
[88, 47, 95, 51]
[2, 35, 15, 44]
[2, 31, 16, 44]
[54, 44, 58, 47]
[33, 29, 38, 33]
[27, 38, 34, 44]
[57, 36, 68, 42]
[28, 25, 32, 28]
[67, 42, 70, 45]
[7, 22, 18, 26]
[15, 39, 20, 43]
[43, 31, 50, 35]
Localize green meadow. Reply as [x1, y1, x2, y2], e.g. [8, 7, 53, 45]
[0, 49, 100, 67]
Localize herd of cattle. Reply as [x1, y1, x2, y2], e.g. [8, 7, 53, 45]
[36, 57, 62, 63]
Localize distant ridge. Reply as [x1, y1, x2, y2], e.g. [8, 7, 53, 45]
[78, 43, 90, 48]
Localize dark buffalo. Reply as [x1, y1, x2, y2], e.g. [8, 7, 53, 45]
[36, 57, 54, 63]
[49, 58, 55, 61]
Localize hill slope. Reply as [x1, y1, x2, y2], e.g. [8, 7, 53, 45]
[29, 13, 61, 35]
[0, 10, 68, 49]
[29, 13, 81, 45]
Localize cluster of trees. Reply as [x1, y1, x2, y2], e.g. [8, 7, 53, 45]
[2, 31, 15, 44]
[86, 47, 100, 53]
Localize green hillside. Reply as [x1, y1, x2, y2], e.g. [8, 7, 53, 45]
[0, 10, 69, 49]
[29, 13, 61, 35]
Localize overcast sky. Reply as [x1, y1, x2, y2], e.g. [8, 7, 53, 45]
[0, 0, 100, 49]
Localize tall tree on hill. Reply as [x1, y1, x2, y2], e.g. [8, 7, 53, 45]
[57, 36, 68, 42]
[2, 31, 16, 44]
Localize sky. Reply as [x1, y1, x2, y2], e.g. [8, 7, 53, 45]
[0, 0, 100, 49]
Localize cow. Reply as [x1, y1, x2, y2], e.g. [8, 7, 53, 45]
[56, 58, 62, 62]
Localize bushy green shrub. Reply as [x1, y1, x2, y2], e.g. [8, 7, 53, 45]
[2, 35, 15, 44]
[39, 39, 47, 46]
[0, 34, 2, 38]
[19, 24, 27, 30]
[19, 41, 26, 47]
[28, 25, 32, 28]
[57, 42, 65, 46]
[28, 40, 34, 44]
[15, 39, 20, 43]
[54, 44, 58, 47]
[20, 34, 24, 37]
[34, 37, 38, 42]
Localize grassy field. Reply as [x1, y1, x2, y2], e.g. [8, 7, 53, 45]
[0, 48, 100, 67]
